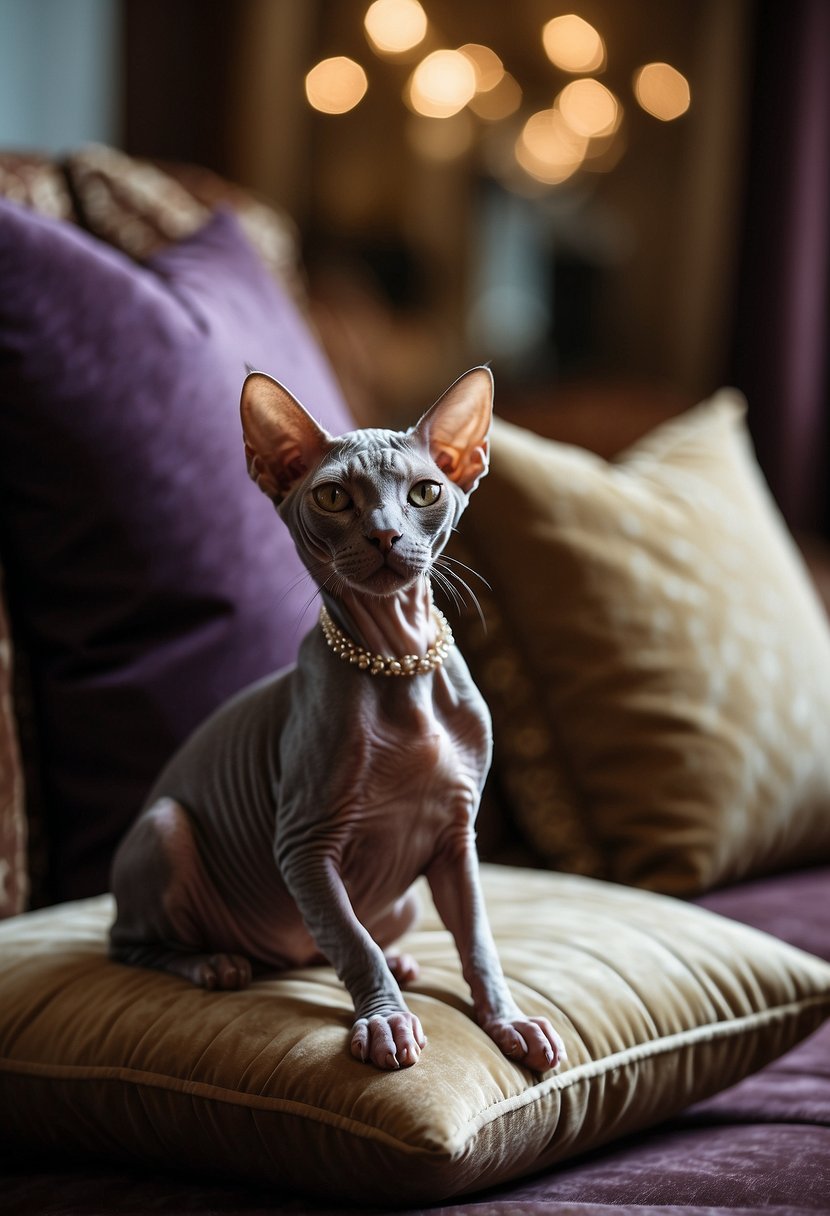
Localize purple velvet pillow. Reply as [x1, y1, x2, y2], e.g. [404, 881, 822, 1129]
[0, 201, 353, 900]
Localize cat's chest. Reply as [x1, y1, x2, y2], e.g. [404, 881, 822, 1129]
[333, 677, 489, 851]
[335, 710, 480, 896]
[348, 700, 481, 813]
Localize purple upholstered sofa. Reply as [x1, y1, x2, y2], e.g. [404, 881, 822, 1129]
[1, 149, 829, 1214]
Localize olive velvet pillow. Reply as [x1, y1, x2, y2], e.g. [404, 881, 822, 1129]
[459, 394, 830, 895]
[1, 866, 828, 1204]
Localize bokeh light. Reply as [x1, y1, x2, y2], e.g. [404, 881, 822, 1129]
[458, 43, 505, 93]
[633, 62, 691, 120]
[468, 71, 522, 121]
[542, 14, 606, 74]
[515, 107, 588, 185]
[364, 0, 428, 56]
[407, 49, 478, 118]
[305, 57, 368, 114]
[557, 78, 620, 138]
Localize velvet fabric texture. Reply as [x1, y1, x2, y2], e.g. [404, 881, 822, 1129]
[0, 201, 352, 901]
[1, 865, 828, 1205]
[3, 866, 829, 1213]
[458, 395, 830, 895]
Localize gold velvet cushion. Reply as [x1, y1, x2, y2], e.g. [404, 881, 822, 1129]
[1, 867, 829, 1204]
[459, 394, 830, 895]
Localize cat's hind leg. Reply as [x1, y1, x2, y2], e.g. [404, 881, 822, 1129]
[113, 942, 252, 990]
[109, 797, 253, 991]
[372, 888, 421, 986]
[386, 952, 419, 986]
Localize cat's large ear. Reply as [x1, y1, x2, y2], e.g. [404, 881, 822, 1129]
[413, 366, 493, 495]
[240, 371, 332, 504]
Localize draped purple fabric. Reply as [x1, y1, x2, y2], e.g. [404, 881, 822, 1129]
[729, 0, 830, 536]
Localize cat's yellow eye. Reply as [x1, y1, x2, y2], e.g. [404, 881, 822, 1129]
[408, 479, 442, 508]
[313, 483, 352, 512]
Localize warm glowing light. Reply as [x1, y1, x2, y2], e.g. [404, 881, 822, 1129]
[364, 0, 427, 55]
[407, 49, 477, 118]
[542, 14, 606, 73]
[305, 57, 368, 114]
[458, 43, 505, 93]
[515, 107, 587, 185]
[634, 62, 691, 120]
[521, 109, 586, 163]
[468, 71, 522, 121]
[557, 78, 620, 138]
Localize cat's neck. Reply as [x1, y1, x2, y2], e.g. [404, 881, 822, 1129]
[323, 582, 437, 661]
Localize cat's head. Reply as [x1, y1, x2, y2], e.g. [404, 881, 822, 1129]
[240, 367, 493, 598]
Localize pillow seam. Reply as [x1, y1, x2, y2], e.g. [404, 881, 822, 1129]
[0, 991, 826, 1154]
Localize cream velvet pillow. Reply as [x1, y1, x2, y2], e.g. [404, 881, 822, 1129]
[1, 866, 829, 1204]
[459, 394, 830, 895]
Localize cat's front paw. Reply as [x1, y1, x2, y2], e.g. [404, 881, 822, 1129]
[351, 1009, 426, 1070]
[484, 1015, 567, 1072]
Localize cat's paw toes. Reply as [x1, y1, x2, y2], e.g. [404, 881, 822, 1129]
[485, 1015, 567, 1072]
[386, 952, 420, 987]
[351, 1010, 426, 1070]
[200, 953, 253, 991]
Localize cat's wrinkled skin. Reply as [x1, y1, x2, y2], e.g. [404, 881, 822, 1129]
[110, 367, 565, 1073]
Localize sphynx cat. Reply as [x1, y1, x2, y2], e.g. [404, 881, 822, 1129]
[110, 366, 565, 1073]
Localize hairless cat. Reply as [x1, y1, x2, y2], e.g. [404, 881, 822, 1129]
[110, 366, 565, 1073]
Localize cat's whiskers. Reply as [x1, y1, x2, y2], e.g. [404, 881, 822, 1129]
[428, 566, 464, 616]
[274, 563, 328, 640]
[319, 568, 347, 603]
[275, 566, 317, 610]
[432, 556, 488, 631]
[290, 561, 342, 635]
[440, 552, 492, 592]
[295, 583, 326, 636]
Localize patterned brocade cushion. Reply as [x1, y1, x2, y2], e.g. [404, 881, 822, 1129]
[0, 144, 299, 288]
[0, 152, 76, 220]
[0, 866, 828, 1203]
[62, 144, 301, 292]
[458, 395, 830, 895]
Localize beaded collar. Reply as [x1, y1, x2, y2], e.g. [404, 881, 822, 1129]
[319, 602, 453, 676]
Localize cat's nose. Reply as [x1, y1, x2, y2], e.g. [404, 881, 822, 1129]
[367, 528, 402, 554]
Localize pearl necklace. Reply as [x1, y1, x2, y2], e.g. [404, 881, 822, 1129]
[319, 602, 454, 676]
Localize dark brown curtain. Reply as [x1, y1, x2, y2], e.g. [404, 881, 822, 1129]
[122, 0, 239, 174]
[729, 0, 830, 537]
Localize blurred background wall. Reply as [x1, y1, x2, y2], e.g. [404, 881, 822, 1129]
[0, 0, 121, 152]
[0, 0, 827, 536]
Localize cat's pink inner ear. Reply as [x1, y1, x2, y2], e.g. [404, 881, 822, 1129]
[418, 366, 494, 495]
[240, 372, 331, 502]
